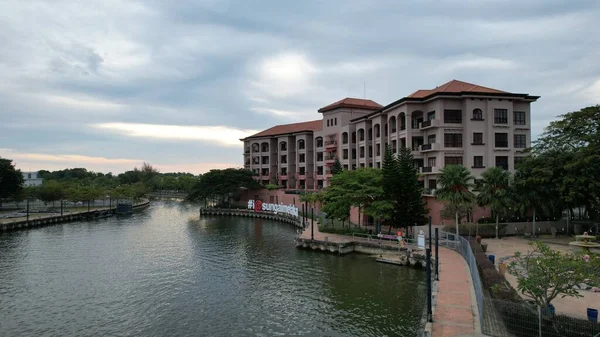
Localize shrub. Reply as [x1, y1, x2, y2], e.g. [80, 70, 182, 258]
[469, 239, 521, 302]
[319, 226, 370, 235]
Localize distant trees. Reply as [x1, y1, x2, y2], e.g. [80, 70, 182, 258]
[187, 168, 260, 206]
[330, 157, 343, 175]
[477, 167, 513, 239]
[0, 157, 24, 205]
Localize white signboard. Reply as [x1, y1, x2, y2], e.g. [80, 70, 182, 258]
[247, 200, 299, 217]
[417, 233, 425, 249]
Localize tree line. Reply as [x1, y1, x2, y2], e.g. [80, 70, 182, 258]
[0, 161, 201, 207]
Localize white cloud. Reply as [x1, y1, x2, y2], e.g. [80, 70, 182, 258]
[248, 52, 317, 98]
[93, 123, 259, 146]
[438, 55, 519, 73]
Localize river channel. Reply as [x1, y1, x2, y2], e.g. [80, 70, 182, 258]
[0, 201, 426, 337]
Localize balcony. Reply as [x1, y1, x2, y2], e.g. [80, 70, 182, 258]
[420, 143, 440, 152]
[244, 148, 250, 154]
[325, 155, 336, 164]
[420, 166, 439, 174]
[420, 119, 440, 129]
[422, 188, 436, 196]
[325, 140, 337, 149]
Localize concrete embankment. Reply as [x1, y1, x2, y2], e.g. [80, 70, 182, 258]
[0, 201, 150, 232]
[199, 208, 303, 228]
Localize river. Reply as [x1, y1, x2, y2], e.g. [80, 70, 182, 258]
[0, 201, 426, 337]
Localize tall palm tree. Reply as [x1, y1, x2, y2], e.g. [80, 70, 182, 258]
[435, 165, 475, 240]
[477, 167, 513, 239]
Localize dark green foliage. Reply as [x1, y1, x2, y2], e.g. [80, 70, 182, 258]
[187, 168, 260, 203]
[0, 157, 23, 202]
[330, 157, 343, 175]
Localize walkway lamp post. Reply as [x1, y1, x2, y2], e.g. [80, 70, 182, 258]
[311, 208, 314, 241]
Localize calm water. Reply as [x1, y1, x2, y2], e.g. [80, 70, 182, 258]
[0, 201, 426, 337]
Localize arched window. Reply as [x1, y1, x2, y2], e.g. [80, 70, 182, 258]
[342, 132, 349, 144]
[358, 129, 365, 141]
[252, 143, 260, 152]
[351, 132, 356, 143]
[389, 116, 397, 133]
[472, 109, 483, 120]
[298, 139, 305, 150]
[261, 142, 269, 152]
[280, 141, 287, 151]
[400, 113, 406, 130]
[315, 137, 323, 147]
[374, 124, 380, 138]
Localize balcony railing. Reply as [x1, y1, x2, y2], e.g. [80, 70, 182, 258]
[421, 143, 432, 151]
[325, 140, 337, 148]
[421, 166, 434, 173]
[244, 149, 250, 154]
[420, 119, 439, 129]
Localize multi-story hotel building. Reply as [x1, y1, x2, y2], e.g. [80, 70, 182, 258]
[241, 80, 539, 194]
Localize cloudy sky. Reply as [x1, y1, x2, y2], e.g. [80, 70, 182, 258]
[1, 0, 599, 174]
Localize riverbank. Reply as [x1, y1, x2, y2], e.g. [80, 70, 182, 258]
[0, 200, 150, 232]
[199, 208, 303, 228]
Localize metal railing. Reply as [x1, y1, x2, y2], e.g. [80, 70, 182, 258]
[438, 231, 484, 330]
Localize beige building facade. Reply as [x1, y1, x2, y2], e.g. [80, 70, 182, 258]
[241, 80, 539, 193]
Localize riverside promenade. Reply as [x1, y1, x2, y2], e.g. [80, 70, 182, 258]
[431, 247, 478, 337]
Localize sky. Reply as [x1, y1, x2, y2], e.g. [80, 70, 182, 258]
[1, 0, 599, 175]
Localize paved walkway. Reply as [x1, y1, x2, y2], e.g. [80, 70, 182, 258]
[432, 247, 477, 337]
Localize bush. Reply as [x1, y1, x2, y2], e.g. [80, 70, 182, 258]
[319, 226, 370, 235]
[469, 239, 521, 302]
[443, 223, 507, 238]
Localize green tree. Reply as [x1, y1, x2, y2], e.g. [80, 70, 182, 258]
[477, 167, 513, 239]
[395, 146, 428, 231]
[0, 157, 24, 205]
[330, 157, 343, 175]
[533, 105, 600, 220]
[38, 180, 66, 207]
[187, 168, 260, 205]
[508, 241, 600, 309]
[435, 165, 475, 238]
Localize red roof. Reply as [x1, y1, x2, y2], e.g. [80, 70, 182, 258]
[242, 120, 322, 140]
[318, 97, 382, 113]
[408, 80, 507, 98]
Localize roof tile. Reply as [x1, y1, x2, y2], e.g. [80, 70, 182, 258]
[318, 97, 382, 112]
[243, 120, 322, 140]
[408, 80, 507, 98]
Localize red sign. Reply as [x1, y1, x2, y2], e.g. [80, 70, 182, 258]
[254, 200, 262, 212]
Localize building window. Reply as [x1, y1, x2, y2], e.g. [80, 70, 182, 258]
[427, 111, 436, 120]
[299, 167, 306, 175]
[494, 109, 508, 124]
[411, 116, 422, 129]
[444, 134, 463, 148]
[317, 152, 323, 161]
[298, 139, 305, 150]
[342, 132, 348, 144]
[443, 110, 462, 124]
[252, 143, 260, 152]
[374, 124, 380, 138]
[327, 120, 329, 127]
[368, 146, 373, 157]
[316, 137, 323, 147]
[514, 111, 526, 125]
[261, 156, 269, 165]
[400, 116, 406, 130]
[351, 132, 356, 143]
[376, 145, 381, 156]
[368, 128, 372, 140]
[390, 117, 397, 133]
[280, 142, 287, 151]
[495, 133, 508, 148]
[376, 162, 380, 169]
[514, 156, 525, 168]
[427, 135, 436, 144]
[317, 166, 323, 175]
[281, 167, 287, 175]
[473, 133, 483, 145]
[299, 154, 305, 163]
[335, 118, 337, 125]
[472, 109, 483, 120]
[343, 149, 349, 159]
[444, 156, 463, 166]
[428, 179, 437, 189]
[473, 156, 484, 168]
[514, 134, 526, 148]
[358, 129, 365, 141]
[343, 165, 348, 170]
[495, 156, 509, 170]
[352, 149, 356, 159]
[427, 157, 436, 167]
[359, 147, 365, 158]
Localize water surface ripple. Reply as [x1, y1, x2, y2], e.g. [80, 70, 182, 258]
[0, 201, 426, 337]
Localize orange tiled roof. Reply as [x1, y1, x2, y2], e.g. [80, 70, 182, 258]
[243, 120, 322, 140]
[318, 97, 382, 113]
[408, 80, 507, 98]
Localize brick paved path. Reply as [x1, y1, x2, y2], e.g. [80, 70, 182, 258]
[432, 247, 477, 337]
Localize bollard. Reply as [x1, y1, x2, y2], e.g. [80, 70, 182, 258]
[310, 208, 314, 241]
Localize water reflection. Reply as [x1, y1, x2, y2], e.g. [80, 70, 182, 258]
[0, 200, 425, 337]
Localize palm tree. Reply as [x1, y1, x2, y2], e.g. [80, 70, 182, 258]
[435, 165, 475, 240]
[477, 167, 513, 239]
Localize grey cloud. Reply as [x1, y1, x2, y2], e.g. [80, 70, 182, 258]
[1, 0, 599, 172]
